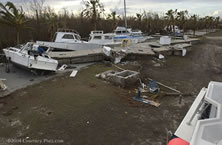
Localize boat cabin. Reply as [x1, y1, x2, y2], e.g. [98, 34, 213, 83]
[88, 31, 116, 45]
[114, 27, 130, 35]
[52, 29, 82, 43]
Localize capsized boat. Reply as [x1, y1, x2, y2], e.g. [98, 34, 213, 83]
[3, 42, 58, 72]
[168, 81, 222, 145]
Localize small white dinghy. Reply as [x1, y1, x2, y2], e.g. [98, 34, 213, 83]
[3, 42, 58, 72]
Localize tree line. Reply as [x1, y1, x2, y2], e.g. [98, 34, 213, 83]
[0, 0, 221, 50]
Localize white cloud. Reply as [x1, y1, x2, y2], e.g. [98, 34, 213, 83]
[211, 10, 222, 17]
[1, 0, 222, 17]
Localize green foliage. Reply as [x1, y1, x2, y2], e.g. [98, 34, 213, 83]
[0, 1, 30, 44]
[82, 0, 105, 30]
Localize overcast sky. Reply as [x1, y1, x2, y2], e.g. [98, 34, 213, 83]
[1, 0, 222, 17]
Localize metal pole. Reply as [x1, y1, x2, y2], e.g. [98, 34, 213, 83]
[124, 0, 127, 28]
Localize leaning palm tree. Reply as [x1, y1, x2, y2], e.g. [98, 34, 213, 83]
[0, 2, 30, 44]
[82, 0, 105, 30]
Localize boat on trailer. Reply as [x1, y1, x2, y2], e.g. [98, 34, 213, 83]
[168, 81, 222, 145]
[3, 42, 58, 72]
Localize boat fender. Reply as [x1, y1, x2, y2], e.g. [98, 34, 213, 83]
[168, 137, 189, 145]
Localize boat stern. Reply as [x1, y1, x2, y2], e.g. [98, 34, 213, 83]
[29, 56, 59, 72]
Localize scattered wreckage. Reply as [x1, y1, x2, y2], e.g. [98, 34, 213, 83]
[96, 70, 139, 88]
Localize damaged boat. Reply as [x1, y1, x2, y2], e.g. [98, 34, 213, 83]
[113, 26, 149, 43]
[36, 29, 102, 51]
[88, 31, 121, 47]
[3, 42, 58, 72]
[168, 81, 222, 145]
[88, 27, 150, 47]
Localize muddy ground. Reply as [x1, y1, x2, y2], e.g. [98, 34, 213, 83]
[0, 30, 222, 145]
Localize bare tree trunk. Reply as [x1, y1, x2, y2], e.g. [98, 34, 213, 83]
[16, 30, 20, 45]
[173, 21, 175, 36]
[193, 29, 196, 36]
[183, 24, 185, 37]
[94, 21, 97, 30]
[93, 4, 97, 30]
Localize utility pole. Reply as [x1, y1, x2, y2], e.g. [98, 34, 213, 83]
[124, 0, 127, 28]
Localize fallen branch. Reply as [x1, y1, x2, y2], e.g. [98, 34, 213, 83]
[112, 64, 125, 71]
[162, 92, 192, 97]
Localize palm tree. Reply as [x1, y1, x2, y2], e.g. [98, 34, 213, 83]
[204, 16, 214, 32]
[82, 0, 105, 30]
[107, 11, 118, 29]
[165, 9, 177, 34]
[136, 13, 143, 23]
[44, 7, 59, 40]
[214, 16, 220, 28]
[135, 13, 143, 29]
[0, 2, 30, 44]
[190, 14, 198, 36]
[176, 10, 188, 36]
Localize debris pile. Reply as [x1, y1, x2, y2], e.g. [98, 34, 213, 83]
[96, 70, 139, 88]
[133, 88, 160, 107]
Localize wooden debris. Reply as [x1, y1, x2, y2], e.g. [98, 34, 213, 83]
[70, 70, 78, 77]
[162, 92, 192, 97]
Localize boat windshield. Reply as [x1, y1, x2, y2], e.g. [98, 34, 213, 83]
[62, 34, 74, 40]
[104, 36, 113, 40]
[94, 36, 102, 40]
[22, 43, 33, 51]
[75, 34, 81, 40]
[130, 33, 143, 37]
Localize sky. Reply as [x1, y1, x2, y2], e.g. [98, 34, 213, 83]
[1, 0, 222, 17]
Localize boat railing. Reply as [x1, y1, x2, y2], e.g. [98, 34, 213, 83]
[57, 28, 79, 34]
[189, 82, 222, 145]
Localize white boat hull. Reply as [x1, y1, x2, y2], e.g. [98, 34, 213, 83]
[114, 35, 148, 43]
[3, 48, 58, 72]
[36, 41, 102, 51]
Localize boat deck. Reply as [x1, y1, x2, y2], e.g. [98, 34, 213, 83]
[175, 81, 222, 145]
[48, 48, 104, 64]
